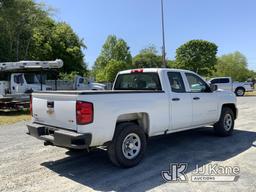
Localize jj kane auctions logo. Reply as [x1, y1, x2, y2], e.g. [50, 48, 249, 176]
[162, 163, 240, 182]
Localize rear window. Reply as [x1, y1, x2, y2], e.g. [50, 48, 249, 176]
[219, 78, 230, 83]
[114, 72, 162, 90]
[210, 79, 220, 84]
[211, 78, 230, 84]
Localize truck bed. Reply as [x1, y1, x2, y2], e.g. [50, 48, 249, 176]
[31, 90, 169, 146]
[35, 90, 165, 95]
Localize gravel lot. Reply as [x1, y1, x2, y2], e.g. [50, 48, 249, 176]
[0, 97, 256, 192]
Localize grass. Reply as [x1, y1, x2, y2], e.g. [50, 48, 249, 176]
[245, 91, 256, 96]
[0, 110, 31, 125]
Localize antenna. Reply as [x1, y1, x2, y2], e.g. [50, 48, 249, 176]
[161, 0, 167, 68]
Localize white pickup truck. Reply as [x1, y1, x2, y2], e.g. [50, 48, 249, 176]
[209, 77, 253, 96]
[27, 68, 237, 167]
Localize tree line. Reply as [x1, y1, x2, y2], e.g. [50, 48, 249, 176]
[0, 0, 255, 82]
[0, 0, 86, 74]
[93, 35, 255, 82]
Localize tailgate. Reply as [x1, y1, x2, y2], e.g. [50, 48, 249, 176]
[32, 93, 78, 130]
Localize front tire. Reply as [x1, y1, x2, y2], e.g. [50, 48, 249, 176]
[107, 123, 147, 168]
[214, 107, 235, 136]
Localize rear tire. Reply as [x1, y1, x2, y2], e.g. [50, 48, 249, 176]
[107, 122, 147, 168]
[235, 87, 245, 96]
[214, 107, 235, 136]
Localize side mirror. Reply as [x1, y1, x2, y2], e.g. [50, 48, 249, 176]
[210, 84, 218, 92]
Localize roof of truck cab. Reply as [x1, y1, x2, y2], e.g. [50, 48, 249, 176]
[118, 68, 194, 74]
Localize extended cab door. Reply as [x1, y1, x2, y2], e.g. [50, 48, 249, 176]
[167, 71, 193, 130]
[184, 72, 218, 125]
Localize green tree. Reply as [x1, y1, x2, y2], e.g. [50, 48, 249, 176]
[133, 45, 162, 68]
[175, 40, 218, 76]
[0, 0, 49, 61]
[32, 22, 86, 74]
[104, 60, 129, 82]
[167, 60, 178, 68]
[213, 52, 252, 81]
[0, 0, 87, 74]
[93, 35, 132, 82]
[59, 71, 79, 81]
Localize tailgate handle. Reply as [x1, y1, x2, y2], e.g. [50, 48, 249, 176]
[47, 101, 54, 108]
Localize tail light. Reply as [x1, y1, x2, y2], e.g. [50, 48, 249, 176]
[131, 69, 143, 73]
[30, 95, 33, 116]
[76, 101, 94, 125]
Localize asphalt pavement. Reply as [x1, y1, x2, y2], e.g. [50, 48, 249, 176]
[0, 97, 255, 192]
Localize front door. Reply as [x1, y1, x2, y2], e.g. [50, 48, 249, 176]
[185, 73, 218, 126]
[11, 73, 26, 94]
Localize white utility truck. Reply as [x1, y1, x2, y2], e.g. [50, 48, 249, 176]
[27, 68, 237, 167]
[73, 75, 106, 90]
[0, 59, 63, 95]
[209, 77, 253, 96]
[0, 60, 63, 109]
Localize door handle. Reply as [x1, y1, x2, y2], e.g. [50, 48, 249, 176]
[193, 97, 200, 100]
[172, 98, 180, 101]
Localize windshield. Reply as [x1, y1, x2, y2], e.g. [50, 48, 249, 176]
[24, 73, 46, 84]
[114, 72, 162, 90]
[0, 73, 9, 81]
[36, 74, 46, 84]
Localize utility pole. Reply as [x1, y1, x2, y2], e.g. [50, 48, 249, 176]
[161, 0, 167, 68]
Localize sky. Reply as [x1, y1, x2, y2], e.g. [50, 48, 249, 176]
[36, 0, 256, 70]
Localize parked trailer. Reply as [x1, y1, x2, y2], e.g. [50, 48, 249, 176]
[0, 100, 30, 111]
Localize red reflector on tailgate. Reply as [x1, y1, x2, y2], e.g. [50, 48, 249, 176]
[76, 101, 94, 125]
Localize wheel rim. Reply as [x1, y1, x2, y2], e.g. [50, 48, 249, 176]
[224, 113, 233, 131]
[237, 89, 244, 96]
[122, 133, 141, 159]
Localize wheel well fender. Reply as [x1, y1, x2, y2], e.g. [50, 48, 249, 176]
[222, 103, 237, 119]
[113, 112, 150, 139]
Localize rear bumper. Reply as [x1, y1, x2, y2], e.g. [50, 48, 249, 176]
[27, 123, 92, 149]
